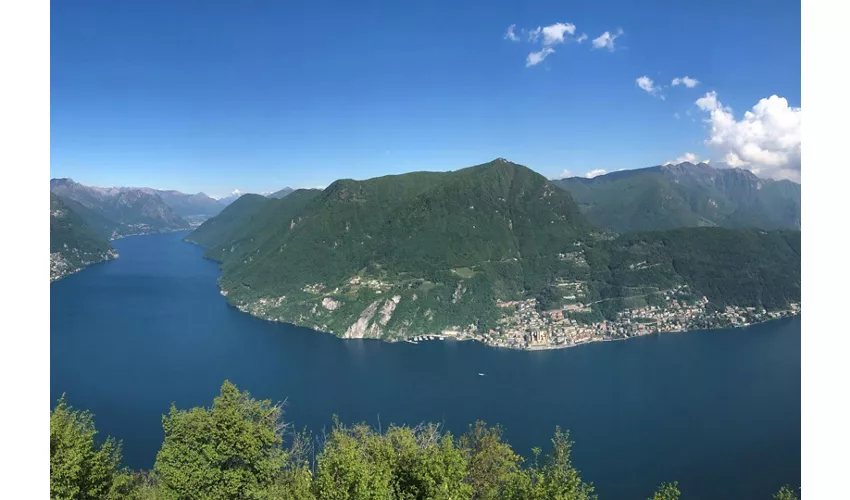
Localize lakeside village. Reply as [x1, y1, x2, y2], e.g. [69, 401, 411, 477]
[234, 277, 800, 350]
[406, 283, 801, 350]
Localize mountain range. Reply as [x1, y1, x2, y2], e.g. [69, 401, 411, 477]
[50, 178, 193, 239]
[186, 159, 800, 343]
[553, 162, 801, 233]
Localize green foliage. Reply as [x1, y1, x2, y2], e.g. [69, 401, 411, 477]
[647, 481, 680, 500]
[153, 380, 288, 499]
[52, 381, 799, 499]
[50, 396, 125, 500]
[503, 427, 596, 500]
[554, 162, 800, 233]
[772, 485, 800, 500]
[595, 228, 801, 309]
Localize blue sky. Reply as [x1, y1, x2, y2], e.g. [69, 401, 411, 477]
[50, 0, 801, 196]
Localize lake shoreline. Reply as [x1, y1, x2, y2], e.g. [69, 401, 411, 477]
[218, 285, 801, 352]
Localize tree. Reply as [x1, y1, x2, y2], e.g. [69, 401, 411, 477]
[773, 485, 800, 500]
[648, 481, 680, 500]
[154, 380, 288, 499]
[503, 428, 596, 500]
[50, 396, 124, 500]
[458, 421, 524, 500]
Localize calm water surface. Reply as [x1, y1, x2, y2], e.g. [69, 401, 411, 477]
[50, 232, 800, 499]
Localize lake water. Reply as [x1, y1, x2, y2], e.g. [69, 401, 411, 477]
[50, 231, 800, 499]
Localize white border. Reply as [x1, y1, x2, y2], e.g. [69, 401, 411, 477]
[801, 0, 848, 498]
[1, 0, 841, 497]
[0, 0, 49, 496]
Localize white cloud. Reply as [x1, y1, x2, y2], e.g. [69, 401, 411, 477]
[636, 76, 657, 94]
[694, 92, 801, 182]
[636, 76, 664, 99]
[541, 22, 576, 45]
[664, 152, 700, 165]
[592, 29, 623, 51]
[695, 90, 721, 111]
[674, 112, 681, 120]
[672, 76, 699, 88]
[526, 47, 555, 67]
[528, 22, 577, 45]
[585, 169, 608, 178]
[558, 169, 572, 178]
[510, 21, 586, 67]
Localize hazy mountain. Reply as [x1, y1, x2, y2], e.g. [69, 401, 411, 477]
[553, 162, 801, 233]
[138, 189, 223, 218]
[50, 193, 117, 281]
[188, 159, 799, 342]
[50, 178, 191, 238]
[216, 190, 247, 207]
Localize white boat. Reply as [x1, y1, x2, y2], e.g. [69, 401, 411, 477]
[478, 372, 486, 376]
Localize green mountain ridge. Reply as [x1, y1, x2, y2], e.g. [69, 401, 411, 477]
[553, 162, 801, 233]
[188, 159, 801, 345]
[50, 193, 118, 281]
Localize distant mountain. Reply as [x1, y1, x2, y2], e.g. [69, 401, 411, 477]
[138, 189, 223, 218]
[267, 187, 294, 199]
[188, 158, 799, 344]
[50, 193, 117, 281]
[50, 178, 191, 238]
[553, 162, 801, 233]
[216, 190, 246, 207]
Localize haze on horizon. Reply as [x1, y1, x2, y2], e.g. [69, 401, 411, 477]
[50, 0, 801, 197]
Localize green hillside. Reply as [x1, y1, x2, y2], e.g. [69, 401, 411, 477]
[50, 193, 117, 281]
[554, 162, 801, 233]
[188, 159, 800, 344]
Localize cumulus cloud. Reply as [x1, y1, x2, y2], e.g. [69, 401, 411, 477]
[636, 76, 664, 99]
[672, 76, 699, 88]
[694, 92, 801, 182]
[559, 169, 572, 178]
[576, 33, 588, 43]
[592, 29, 623, 51]
[504, 24, 520, 42]
[585, 169, 608, 178]
[664, 152, 700, 165]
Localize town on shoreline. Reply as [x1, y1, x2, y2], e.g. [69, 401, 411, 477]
[225, 281, 802, 351]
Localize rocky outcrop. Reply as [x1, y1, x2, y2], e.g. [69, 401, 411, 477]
[344, 300, 382, 339]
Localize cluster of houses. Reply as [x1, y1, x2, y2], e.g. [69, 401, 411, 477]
[474, 284, 801, 350]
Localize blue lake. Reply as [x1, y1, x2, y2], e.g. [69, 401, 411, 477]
[50, 231, 800, 499]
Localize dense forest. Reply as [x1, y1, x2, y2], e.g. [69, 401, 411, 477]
[553, 162, 801, 233]
[50, 381, 799, 500]
[187, 159, 801, 341]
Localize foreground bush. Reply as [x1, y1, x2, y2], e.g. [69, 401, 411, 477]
[50, 381, 797, 499]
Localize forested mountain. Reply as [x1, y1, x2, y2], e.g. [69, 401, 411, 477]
[50, 193, 117, 281]
[189, 159, 801, 343]
[553, 162, 801, 233]
[50, 178, 191, 238]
